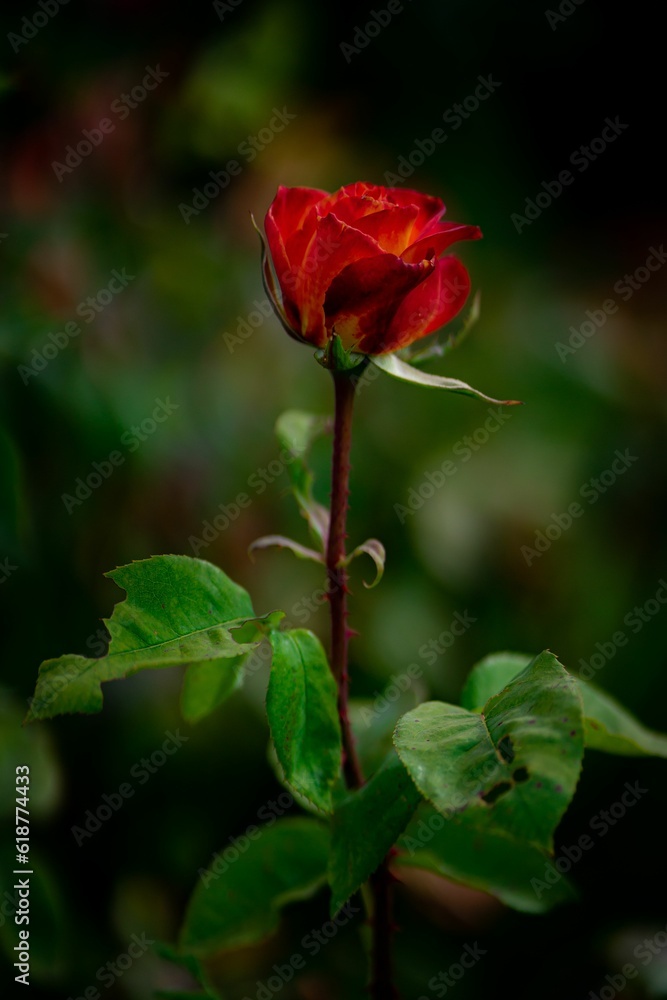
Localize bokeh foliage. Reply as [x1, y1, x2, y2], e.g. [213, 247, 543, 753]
[1, 0, 665, 997]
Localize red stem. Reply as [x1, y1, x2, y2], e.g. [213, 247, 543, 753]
[326, 369, 397, 1000]
[326, 370, 365, 790]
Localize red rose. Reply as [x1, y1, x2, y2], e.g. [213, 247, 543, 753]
[263, 181, 481, 356]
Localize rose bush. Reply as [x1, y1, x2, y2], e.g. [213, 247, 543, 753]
[263, 181, 481, 356]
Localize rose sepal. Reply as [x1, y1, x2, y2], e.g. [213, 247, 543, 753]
[370, 352, 523, 406]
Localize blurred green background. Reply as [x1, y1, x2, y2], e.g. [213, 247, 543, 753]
[1, 0, 666, 997]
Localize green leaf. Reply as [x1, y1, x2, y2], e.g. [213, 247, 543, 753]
[180, 818, 329, 956]
[344, 538, 386, 589]
[26, 555, 264, 724]
[275, 410, 331, 548]
[329, 751, 421, 915]
[462, 651, 667, 758]
[394, 652, 584, 852]
[395, 806, 577, 914]
[460, 651, 530, 711]
[580, 684, 667, 757]
[267, 630, 342, 814]
[370, 352, 522, 406]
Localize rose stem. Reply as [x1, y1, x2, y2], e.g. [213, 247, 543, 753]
[326, 368, 398, 1000]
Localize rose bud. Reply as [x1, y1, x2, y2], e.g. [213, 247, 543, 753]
[261, 181, 481, 358]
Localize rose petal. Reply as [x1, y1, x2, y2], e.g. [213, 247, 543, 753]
[295, 213, 383, 346]
[322, 181, 387, 209]
[324, 253, 436, 353]
[266, 185, 328, 244]
[265, 186, 328, 325]
[320, 183, 444, 244]
[401, 224, 482, 263]
[352, 205, 421, 255]
[380, 186, 446, 240]
[383, 255, 471, 352]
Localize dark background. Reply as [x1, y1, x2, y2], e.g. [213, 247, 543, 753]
[1, 0, 666, 997]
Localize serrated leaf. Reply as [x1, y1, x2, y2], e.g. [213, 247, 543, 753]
[462, 651, 667, 758]
[460, 651, 530, 711]
[267, 630, 342, 814]
[395, 805, 577, 914]
[275, 410, 331, 548]
[394, 652, 584, 852]
[344, 538, 386, 589]
[180, 818, 329, 956]
[329, 751, 421, 915]
[371, 352, 522, 406]
[26, 556, 264, 723]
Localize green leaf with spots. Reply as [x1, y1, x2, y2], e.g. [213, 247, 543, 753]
[329, 751, 421, 915]
[462, 651, 667, 758]
[267, 630, 342, 814]
[393, 651, 584, 852]
[26, 555, 268, 724]
[180, 818, 330, 956]
[395, 805, 577, 913]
